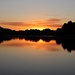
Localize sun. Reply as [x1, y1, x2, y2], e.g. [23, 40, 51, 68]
[31, 27, 44, 30]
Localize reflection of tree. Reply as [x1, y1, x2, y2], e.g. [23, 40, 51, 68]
[0, 35, 54, 43]
[0, 35, 75, 52]
[0, 36, 13, 43]
[56, 37, 75, 52]
[56, 38, 75, 52]
[25, 37, 40, 42]
[41, 37, 54, 42]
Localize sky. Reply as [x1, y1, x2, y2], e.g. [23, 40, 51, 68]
[0, 0, 75, 30]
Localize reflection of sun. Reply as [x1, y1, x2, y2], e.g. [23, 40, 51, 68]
[38, 39, 44, 43]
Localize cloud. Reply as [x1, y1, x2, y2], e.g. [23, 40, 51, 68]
[35, 18, 62, 29]
[35, 18, 61, 25]
[0, 18, 61, 26]
[0, 22, 25, 26]
[47, 18, 61, 22]
[46, 24, 62, 28]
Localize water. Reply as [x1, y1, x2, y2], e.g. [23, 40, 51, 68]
[0, 38, 75, 75]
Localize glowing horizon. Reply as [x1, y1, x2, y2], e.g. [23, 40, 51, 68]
[0, 0, 75, 30]
[0, 18, 62, 30]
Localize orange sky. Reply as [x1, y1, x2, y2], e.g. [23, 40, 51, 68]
[0, 18, 63, 30]
[0, 0, 75, 30]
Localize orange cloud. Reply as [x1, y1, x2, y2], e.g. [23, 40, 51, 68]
[47, 18, 61, 22]
[36, 18, 61, 24]
[45, 24, 62, 28]
[0, 22, 24, 26]
[34, 18, 62, 30]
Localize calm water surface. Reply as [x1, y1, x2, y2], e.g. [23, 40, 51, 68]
[0, 39, 75, 75]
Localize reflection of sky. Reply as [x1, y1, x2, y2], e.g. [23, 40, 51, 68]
[0, 0, 75, 30]
[0, 39, 75, 75]
[0, 39, 63, 52]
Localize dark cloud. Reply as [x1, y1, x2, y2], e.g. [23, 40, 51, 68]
[46, 24, 62, 27]
[0, 22, 26, 26]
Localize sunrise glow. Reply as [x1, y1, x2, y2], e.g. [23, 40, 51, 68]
[0, 0, 75, 30]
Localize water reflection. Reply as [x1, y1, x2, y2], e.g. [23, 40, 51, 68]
[0, 36, 75, 52]
[0, 36, 75, 75]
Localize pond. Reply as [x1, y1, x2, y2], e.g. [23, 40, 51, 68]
[0, 38, 75, 75]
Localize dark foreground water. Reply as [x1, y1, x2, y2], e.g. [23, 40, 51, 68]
[0, 38, 75, 75]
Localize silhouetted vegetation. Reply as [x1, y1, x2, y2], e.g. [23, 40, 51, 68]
[0, 21, 75, 52]
[56, 21, 75, 37]
[0, 27, 56, 36]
